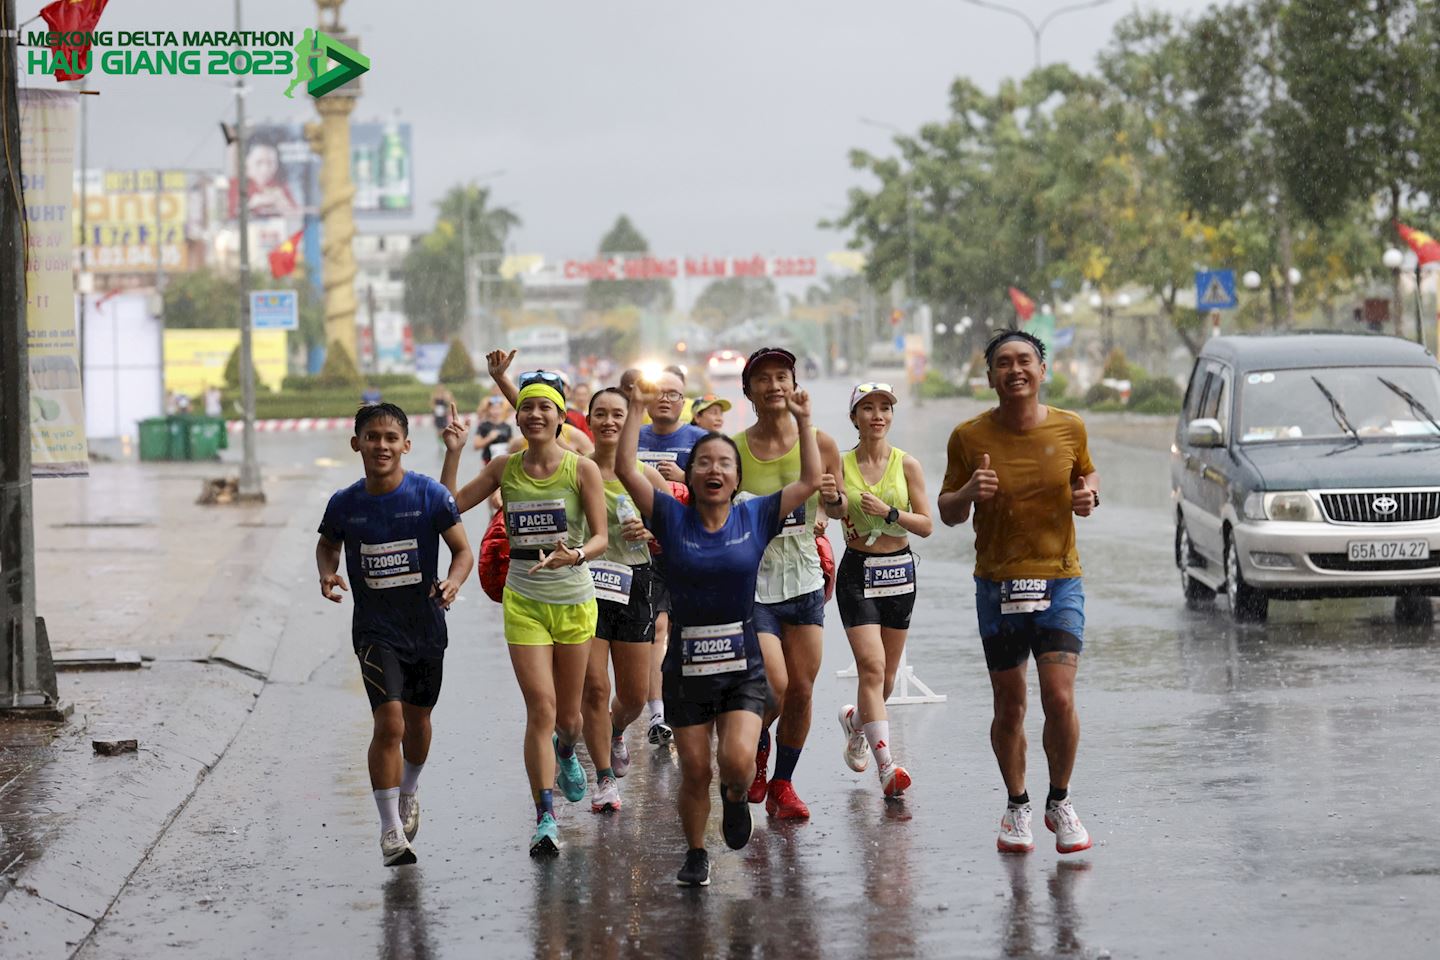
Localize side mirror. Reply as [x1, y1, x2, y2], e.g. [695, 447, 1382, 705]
[1186, 418, 1224, 448]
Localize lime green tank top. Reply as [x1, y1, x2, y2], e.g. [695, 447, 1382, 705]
[601, 472, 652, 567]
[734, 428, 822, 603]
[501, 450, 594, 604]
[841, 446, 909, 545]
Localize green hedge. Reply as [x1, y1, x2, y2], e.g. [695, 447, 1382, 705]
[281, 372, 426, 392]
[221, 384, 486, 420]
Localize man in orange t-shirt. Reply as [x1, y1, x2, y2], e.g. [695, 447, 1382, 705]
[938, 329, 1099, 858]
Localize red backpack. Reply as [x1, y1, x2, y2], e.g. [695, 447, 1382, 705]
[478, 510, 509, 603]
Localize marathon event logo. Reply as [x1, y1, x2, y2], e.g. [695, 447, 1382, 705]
[26, 28, 370, 99]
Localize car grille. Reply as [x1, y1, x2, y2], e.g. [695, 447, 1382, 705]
[1309, 554, 1440, 572]
[1319, 490, 1440, 524]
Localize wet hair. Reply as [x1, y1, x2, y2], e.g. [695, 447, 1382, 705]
[664, 364, 687, 384]
[588, 386, 628, 415]
[985, 328, 1046, 368]
[355, 402, 408, 437]
[683, 433, 743, 503]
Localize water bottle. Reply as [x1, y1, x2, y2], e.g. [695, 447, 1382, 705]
[616, 494, 639, 526]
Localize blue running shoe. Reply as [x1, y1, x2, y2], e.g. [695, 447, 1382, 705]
[554, 734, 587, 803]
[529, 813, 560, 857]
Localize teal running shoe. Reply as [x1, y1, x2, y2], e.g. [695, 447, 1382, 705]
[529, 813, 560, 857]
[553, 734, 587, 803]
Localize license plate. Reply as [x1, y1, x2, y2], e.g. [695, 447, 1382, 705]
[1346, 540, 1430, 562]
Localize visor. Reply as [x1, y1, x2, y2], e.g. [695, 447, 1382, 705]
[849, 382, 899, 411]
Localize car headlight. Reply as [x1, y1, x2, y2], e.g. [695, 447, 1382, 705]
[1263, 492, 1321, 522]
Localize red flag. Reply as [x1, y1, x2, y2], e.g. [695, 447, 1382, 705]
[268, 228, 306, 278]
[1397, 223, 1440, 266]
[1008, 287, 1036, 322]
[40, 0, 110, 82]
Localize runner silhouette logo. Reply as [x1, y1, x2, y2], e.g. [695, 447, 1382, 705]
[284, 29, 370, 99]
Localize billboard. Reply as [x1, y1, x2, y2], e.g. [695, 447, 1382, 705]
[229, 119, 411, 221]
[163, 329, 287, 397]
[75, 169, 192, 273]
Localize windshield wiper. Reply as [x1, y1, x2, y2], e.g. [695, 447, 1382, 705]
[1377, 376, 1440, 439]
[1310, 375, 1358, 441]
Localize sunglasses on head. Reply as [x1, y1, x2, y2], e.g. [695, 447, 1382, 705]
[519, 370, 566, 398]
[854, 382, 894, 396]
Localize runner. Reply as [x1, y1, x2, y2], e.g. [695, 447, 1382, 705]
[636, 369, 709, 748]
[734, 346, 845, 820]
[431, 386, 454, 448]
[937, 329, 1098, 855]
[580, 387, 670, 813]
[833, 382, 933, 798]
[566, 380, 595, 441]
[441, 357, 608, 857]
[473, 394, 513, 514]
[615, 377, 820, 886]
[316, 402, 475, 866]
[690, 394, 731, 432]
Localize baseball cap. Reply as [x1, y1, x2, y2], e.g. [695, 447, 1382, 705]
[741, 346, 797, 391]
[691, 394, 732, 417]
[849, 381, 899, 411]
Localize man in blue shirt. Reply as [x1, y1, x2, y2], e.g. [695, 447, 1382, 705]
[317, 402, 473, 867]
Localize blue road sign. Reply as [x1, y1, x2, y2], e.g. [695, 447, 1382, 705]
[251, 290, 298, 330]
[1196, 269, 1238, 311]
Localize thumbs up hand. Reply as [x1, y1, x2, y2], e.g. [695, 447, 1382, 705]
[965, 453, 999, 502]
[1072, 474, 1098, 517]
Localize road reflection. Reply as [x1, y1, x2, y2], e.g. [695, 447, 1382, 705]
[997, 857, 1090, 958]
[381, 869, 435, 960]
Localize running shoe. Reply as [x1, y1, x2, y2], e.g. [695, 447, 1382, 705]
[1044, 798, 1092, 854]
[553, 734, 587, 803]
[721, 787, 753, 850]
[591, 776, 622, 813]
[675, 848, 711, 887]
[839, 704, 869, 772]
[611, 735, 631, 778]
[381, 827, 417, 867]
[879, 764, 912, 799]
[997, 802, 1034, 854]
[647, 716, 674, 746]
[765, 779, 811, 820]
[529, 813, 560, 857]
[399, 793, 420, 841]
[747, 737, 771, 804]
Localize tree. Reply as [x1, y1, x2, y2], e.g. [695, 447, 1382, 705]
[316, 337, 363, 389]
[692, 276, 779, 328]
[585, 215, 673, 312]
[401, 183, 521, 342]
[162, 267, 325, 348]
[438, 338, 477, 384]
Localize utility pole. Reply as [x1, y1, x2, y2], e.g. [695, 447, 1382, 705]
[234, 0, 263, 500]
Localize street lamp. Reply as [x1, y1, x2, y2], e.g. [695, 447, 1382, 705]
[1242, 271, 1263, 290]
[955, 0, 1117, 69]
[1381, 248, 1426, 345]
[1383, 247, 1405, 338]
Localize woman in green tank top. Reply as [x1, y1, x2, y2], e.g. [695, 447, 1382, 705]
[580, 387, 670, 813]
[441, 350, 608, 857]
[832, 382, 933, 800]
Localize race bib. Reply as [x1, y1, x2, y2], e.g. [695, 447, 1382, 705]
[679, 621, 748, 677]
[590, 560, 633, 606]
[506, 498, 567, 547]
[487, 441, 510, 461]
[360, 538, 421, 590]
[778, 503, 807, 538]
[863, 554, 916, 598]
[1001, 579, 1052, 615]
[638, 450, 679, 466]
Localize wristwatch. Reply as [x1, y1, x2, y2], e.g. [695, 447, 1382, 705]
[885, 506, 900, 525]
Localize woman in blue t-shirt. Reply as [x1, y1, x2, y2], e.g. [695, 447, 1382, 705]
[615, 378, 820, 888]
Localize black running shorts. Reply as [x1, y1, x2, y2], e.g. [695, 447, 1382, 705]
[835, 546, 917, 630]
[356, 643, 443, 711]
[594, 563, 657, 644]
[662, 672, 767, 728]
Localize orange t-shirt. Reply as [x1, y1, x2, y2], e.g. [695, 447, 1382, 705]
[940, 406, 1095, 581]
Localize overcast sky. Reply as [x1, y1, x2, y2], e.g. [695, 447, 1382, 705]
[26, 0, 1208, 258]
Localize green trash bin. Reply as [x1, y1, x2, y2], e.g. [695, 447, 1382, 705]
[166, 416, 191, 461]
[138, 418, 172, 461]
[187, 417, 225, 460]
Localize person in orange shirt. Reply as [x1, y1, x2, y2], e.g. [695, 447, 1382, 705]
[937, 329, 1099, 857]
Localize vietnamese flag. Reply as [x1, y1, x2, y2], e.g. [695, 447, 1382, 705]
[1398, 223, 1440, 266]
[1008, 286, 1036, 322]
[268, 228, 306, 278]
[40, 0, 109, 82]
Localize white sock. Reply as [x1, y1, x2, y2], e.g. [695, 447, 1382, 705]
[373, 787, 402, 834]
[401, 760, 423, 795]
[863, 721, 893, 770]
[648, 699, 664, 722]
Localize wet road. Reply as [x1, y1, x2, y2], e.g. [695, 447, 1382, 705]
[76, 380, 1440, 959]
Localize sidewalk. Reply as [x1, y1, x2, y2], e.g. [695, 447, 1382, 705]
[0, 454, 341, 959]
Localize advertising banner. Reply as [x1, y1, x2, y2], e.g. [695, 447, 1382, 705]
[76, 169, 189, 273]
[20, 88, 88, 477]
[230, 119, 411, 221]
[163, 329, 287, 397]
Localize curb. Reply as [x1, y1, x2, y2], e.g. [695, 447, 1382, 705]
[225, 417, 353, 432]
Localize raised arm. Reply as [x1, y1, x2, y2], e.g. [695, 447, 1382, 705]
[779, 389, 821, 517]
[487, 349, 520, 408]
[616, 379, 659, 518]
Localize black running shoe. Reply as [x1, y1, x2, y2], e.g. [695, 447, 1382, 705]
[675, 848, 711, 887]
[721, 787, 753, 850]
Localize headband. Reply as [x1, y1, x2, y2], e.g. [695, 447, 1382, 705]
[990, 332, 1045, 361]
[516, 383, 567, 412]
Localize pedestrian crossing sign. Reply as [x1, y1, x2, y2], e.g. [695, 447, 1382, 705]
[1195, 269, 1238, 310]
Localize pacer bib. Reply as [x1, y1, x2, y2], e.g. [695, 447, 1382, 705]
[862, 553, 916, 598]
[507, 498, 567, 547]
[778, 503, 807, 537]
[590, 560, 633, 605]
[679, 621, 748, 677]
[359, 538, 422, 590]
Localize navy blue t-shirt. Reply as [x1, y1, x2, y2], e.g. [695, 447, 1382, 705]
[638, 423, 709, 472]
[318, 471, 462, 660]
[648, 490, 782, 679]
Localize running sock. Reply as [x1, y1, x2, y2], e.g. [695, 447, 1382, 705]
[373, 787, 402, 833]
[612, 725, 625, 740]
[597, 767, 614, 782]
[535, 788, 554, 823]
[556, 736, 576, 760]
[772, 744, 802, 783]
[758, 726, 771, 752]
[1047, 786, 1068, 807]
[400, 760, 423, 795]
[647, 699, 664, 721]
[1008, 791, 1030, 808]
[862, 721, 892, 770]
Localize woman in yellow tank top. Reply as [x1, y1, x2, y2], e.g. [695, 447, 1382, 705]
[831, 381, 933, 799]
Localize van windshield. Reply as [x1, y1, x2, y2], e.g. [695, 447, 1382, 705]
[1238, 366, 1440, 443]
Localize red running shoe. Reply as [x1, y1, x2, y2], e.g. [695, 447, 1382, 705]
[747, 738, 770, 804]
[765, 779, 811, 820]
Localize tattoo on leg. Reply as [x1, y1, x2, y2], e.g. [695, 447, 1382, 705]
[1036, 651, 1079, 668]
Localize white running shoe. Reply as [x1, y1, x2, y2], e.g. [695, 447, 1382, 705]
[839, 704, 869, 772]
[997, 803, 1034, 854]
[591, 776, 622, 813]
[1044, 798, 1092, 854]
[381, 827, 417, 866]
[399, 793, 420, 842]
[879, 763, 911, 798]
[611, 736, 631, 778]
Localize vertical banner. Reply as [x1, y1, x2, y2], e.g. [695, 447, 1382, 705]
[19, 89, 87, 477]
